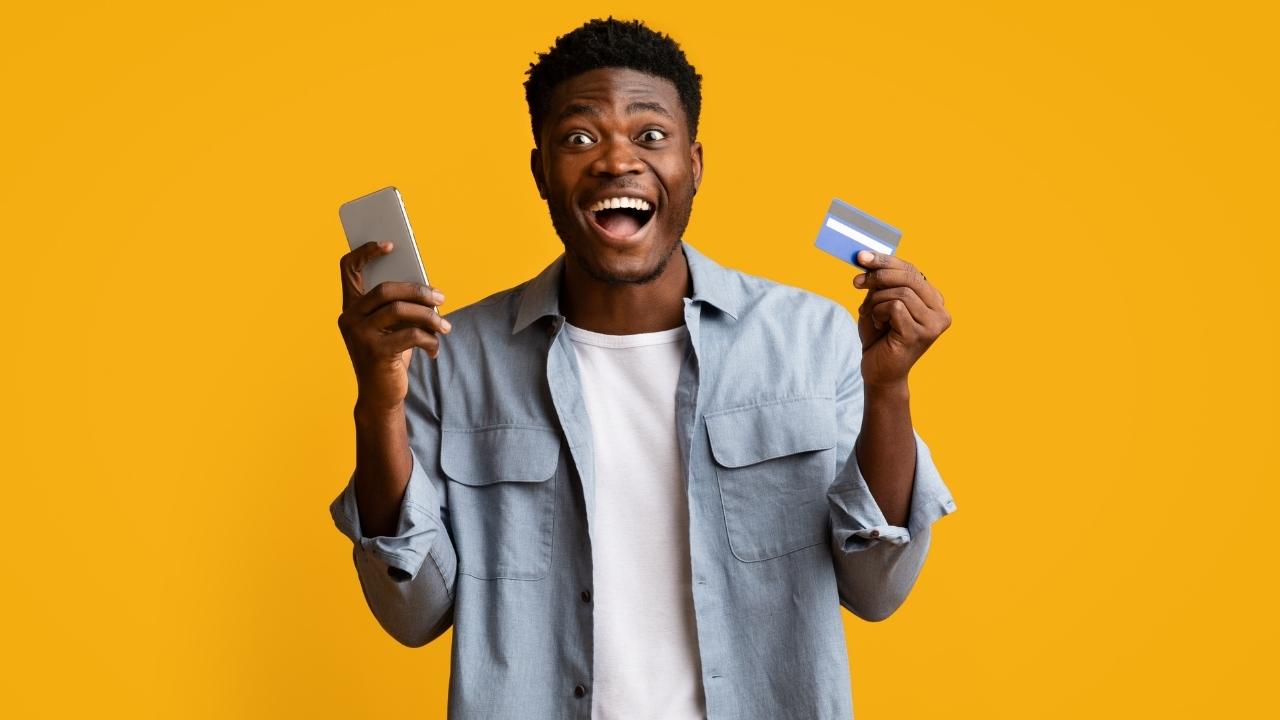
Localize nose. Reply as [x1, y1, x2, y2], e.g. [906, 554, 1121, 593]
[589, 136, 645, 177]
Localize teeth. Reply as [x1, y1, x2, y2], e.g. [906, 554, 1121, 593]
[588, 197, 652, 213]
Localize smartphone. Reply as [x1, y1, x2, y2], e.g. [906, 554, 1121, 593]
[339, 187, 431, 299]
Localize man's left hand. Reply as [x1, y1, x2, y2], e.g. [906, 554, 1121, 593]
[852, 250, 951, 388]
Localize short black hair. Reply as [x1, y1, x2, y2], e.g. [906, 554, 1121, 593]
[523, 17, 703, 148]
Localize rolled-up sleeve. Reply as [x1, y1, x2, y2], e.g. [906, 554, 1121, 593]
[826, 307, 957, 621]
[328, 348, 457, 647]
[828, 429, 956, 552]
[329, 448, 451, 583]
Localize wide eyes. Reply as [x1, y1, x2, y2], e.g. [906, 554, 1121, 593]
[563, 128, 669, 147]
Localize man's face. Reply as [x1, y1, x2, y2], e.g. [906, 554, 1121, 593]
[531, 67, 703, 285]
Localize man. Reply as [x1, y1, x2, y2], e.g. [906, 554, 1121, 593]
[331, 17, 956, 720]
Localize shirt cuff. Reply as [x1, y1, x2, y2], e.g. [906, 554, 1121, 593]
[329, 448, 446, 582]
[828, 428, 957, 553]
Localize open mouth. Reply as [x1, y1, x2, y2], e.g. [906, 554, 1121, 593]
[587, 197, 656, 239]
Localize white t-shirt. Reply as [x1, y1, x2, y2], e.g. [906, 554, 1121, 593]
[564, 321, 707, 720]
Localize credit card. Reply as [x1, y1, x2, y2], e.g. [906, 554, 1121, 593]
[814, 198, 902, 268]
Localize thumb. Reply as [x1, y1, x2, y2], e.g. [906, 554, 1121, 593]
[341, 241, 394, 306]
[351, 240, 393, 271]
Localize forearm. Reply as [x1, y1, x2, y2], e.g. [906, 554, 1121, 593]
[353, 400, 413, 538]
[332, 403, 457, 645]
[854, 381, 915, 527]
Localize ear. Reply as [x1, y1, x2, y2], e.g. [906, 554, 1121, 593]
[690, 141, 704, 196]
[530, 147, 547, 200]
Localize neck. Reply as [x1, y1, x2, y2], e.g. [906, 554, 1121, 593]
[560, 245, 690, 334]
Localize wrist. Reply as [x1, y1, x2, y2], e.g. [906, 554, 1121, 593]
[354, 398, 405, 425]
[864, 380, 910, 403]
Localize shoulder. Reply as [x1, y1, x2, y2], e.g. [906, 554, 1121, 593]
[406, 278, 531, 386]
[439, 281, 527, 335]
[719, 262, 856, 338]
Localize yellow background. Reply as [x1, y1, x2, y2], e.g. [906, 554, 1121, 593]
[3, 1, 1276, 717]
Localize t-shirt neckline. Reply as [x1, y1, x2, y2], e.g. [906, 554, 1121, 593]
[563, 321, 689, 349]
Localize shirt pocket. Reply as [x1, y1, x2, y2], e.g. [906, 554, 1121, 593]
[705, 396, 837, 563]
[441, 425, 560, 580]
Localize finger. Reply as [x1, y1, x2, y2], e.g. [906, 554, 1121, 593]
[367, 300, 453, 335]
[854, 268, 918, 290]
[857, 303, 885, 343]
[854, 251, 945, 307]
[383, 326, 442, 358]
[340, 241, 394, 309]
[350, 280, 446, 319]
[869, 298, 924, 338]
[860, 300, 890, 332]
[854, 268, 942, 309]
[863, 287, 932, 325]
[856, 250, 915, 274]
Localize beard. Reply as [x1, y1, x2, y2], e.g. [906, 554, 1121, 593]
[547, 184, 695, 286]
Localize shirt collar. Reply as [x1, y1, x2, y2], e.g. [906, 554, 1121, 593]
[511, 240, 744, 335]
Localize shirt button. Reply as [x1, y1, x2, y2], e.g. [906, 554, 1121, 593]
[581, 590, 592, 603]
[574, 684, 587, 698]
[870, 529, 881, 538]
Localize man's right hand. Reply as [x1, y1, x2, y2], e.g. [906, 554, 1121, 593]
[338, 240, 451, 414]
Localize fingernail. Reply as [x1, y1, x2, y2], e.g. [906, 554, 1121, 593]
[441, 319, 452, 332]
[854, 274, 865, 287]
[858, 250, 874, 265]
[380, 241, 393, 250]
[432, 290, 446, 304]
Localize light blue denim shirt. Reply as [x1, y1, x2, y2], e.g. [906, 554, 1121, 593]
[330, 241, 957, 719]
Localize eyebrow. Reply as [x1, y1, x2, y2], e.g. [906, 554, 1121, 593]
[626, 101, 673, 119]
[556, 103, 601, 123]
[555, 101, 674, 123]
